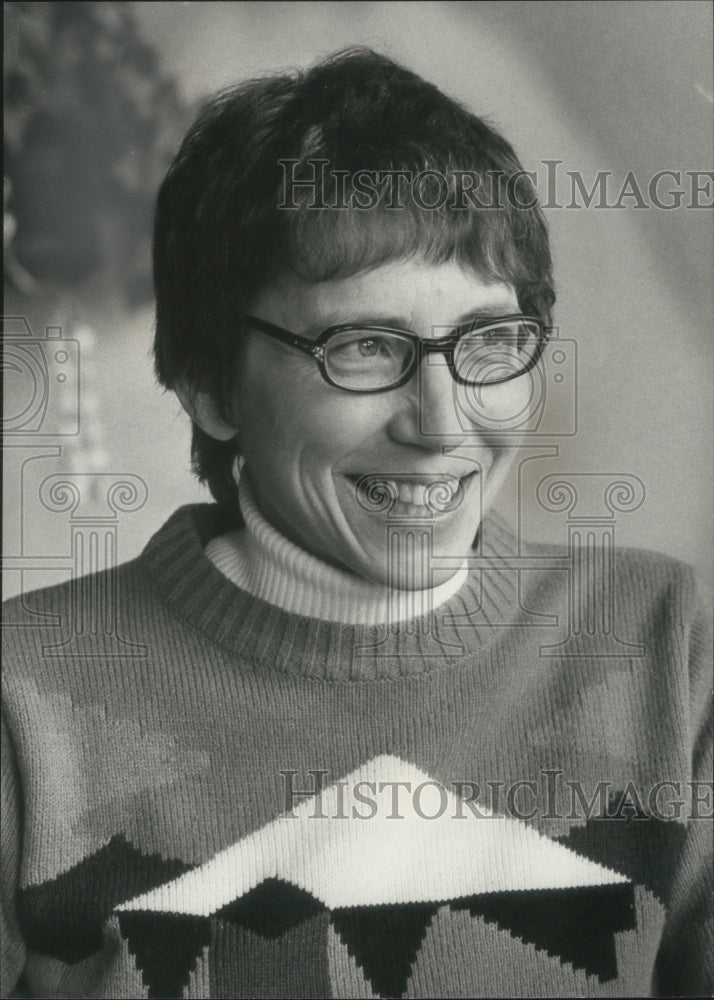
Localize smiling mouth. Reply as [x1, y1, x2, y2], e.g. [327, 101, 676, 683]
[347, 472, 477, 516]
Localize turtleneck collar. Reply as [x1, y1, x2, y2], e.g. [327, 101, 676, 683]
[205, 469, 469, 625]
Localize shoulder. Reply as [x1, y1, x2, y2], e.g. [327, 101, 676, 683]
[515, 527, 708, 653]
[2, 552, 151, 703]
[2, 503, 240, 694]
[3, 502, 240, 617]
[526, 534, 701, 609]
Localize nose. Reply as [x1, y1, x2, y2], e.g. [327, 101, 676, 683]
[386, 351, 472, 450]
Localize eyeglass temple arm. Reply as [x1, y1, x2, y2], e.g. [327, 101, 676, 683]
[244, 315, 324, 359]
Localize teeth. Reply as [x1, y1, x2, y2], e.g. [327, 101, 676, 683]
[352, 474, 471, 516]
[385, 478, 455, 508]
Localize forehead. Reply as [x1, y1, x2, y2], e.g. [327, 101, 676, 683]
[251, 258, 519, 336]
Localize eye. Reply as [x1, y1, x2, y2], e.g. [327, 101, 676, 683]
[356, 337, 388, 357]
[483, 326, 514, 342]
[463, 322, 534, 353]
[330, 334, 400, 364]
[325, 329, 414, 387]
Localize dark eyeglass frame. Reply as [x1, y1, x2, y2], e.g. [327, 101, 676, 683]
[244, 313, 549, 394]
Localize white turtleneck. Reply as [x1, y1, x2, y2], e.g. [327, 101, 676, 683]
[204, 469, 469, 625]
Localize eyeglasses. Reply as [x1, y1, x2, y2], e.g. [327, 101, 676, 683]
[244, 313, 549, 393]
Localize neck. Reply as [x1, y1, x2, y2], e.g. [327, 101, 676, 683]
[204, 469, 469, 625]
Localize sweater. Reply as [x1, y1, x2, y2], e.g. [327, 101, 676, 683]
[2, 502, 712, 999]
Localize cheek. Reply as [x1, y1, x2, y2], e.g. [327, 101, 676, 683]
[296, 398, 391, 469]
[454, 376, 537, 433]
[239, 364, 387, 470]
[237, 344, 318, 447]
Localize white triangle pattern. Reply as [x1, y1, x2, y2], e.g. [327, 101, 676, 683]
[117, 754, 627, 915]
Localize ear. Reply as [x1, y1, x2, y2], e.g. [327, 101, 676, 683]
[174, 380, 238, 442]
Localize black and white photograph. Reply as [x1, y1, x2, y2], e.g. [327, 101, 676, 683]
[2, 2, 712, 997]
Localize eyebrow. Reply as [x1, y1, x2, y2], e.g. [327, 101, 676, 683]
[303, 302, 519, 337]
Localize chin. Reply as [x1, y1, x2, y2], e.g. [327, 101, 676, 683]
[345, 523, 476, 591]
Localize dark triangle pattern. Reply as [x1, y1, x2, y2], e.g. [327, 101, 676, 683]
[16, 834, 192, 964]
[452, 881, 636, 982]
[118, 911, 211, 1000]
[556, 792, 687, 904]
[216, 876, 326, 939]
[331, 901, 438, 999]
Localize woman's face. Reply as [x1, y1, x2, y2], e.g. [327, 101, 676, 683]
[234, 258, 531, 588]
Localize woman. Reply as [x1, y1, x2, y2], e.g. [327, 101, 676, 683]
[2, 49, 711, 999]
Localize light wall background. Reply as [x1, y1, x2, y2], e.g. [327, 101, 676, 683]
[4, 1, 713, 599]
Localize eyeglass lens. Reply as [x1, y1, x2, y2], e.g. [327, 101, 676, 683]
[324, 320, 541, 390]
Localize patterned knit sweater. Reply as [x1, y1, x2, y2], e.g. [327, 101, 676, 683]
[2, 503, 712, 999]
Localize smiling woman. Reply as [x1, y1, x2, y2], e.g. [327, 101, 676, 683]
[2, 47, 712, 1000]
[153, 48, 554, 508]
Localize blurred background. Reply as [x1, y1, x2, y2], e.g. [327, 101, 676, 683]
[3, 0, 713, 599]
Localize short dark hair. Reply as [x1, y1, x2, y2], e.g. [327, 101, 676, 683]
[153, 47, 555, 502]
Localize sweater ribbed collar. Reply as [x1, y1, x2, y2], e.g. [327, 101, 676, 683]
[141, 501, 522, 681]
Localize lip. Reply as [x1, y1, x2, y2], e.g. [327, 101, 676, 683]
[343, 470, 480, 485]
